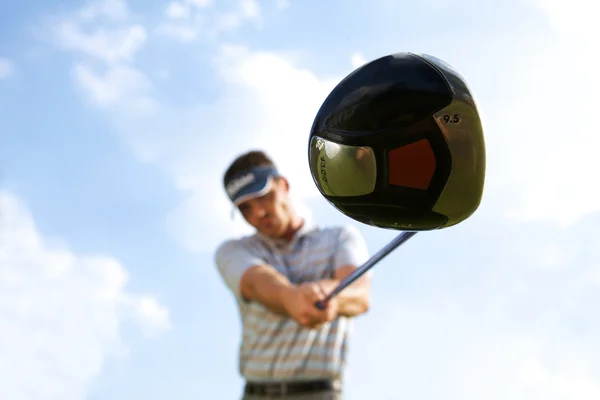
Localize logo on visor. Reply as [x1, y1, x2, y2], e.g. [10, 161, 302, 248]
[226, 173, 255, 197]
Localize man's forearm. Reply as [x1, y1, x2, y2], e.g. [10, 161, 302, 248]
[319, 278, 371, 317]
[241, 265, 295, 316]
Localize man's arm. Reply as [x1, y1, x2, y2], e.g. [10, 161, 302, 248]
[239, 264, 295, 316]
[241, 266, 339, 327]
[215, 240, 334, 326]
[318, 225, 372, 317]
[215, 240, 294, 316]
[319, 265, 371, 317]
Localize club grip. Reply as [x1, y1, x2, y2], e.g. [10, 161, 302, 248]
[315, 300, 326, 310]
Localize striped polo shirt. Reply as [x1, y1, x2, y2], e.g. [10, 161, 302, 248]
[214, 218, 370, 382]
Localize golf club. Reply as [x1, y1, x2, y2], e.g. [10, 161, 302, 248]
[315, 231, 417, 310]
[308, 52, 486, 308]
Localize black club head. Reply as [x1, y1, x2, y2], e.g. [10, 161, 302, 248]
[308, 52, 486, 231]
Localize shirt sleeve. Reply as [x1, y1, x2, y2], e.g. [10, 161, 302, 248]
[214, 239, 265, 302]
[332, 224, 371, 272]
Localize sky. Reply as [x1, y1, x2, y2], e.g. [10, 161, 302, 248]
[1, 0, 599, 399]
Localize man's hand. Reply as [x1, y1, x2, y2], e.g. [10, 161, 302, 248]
[283, 282, 338, 329]
[315, 265, 371, 317]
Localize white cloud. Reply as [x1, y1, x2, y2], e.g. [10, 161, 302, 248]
[166, 2, 190, 19]
[47, 0, 153, 112]
[46, 0, 340, 253]
[350, 52, 366, 68]
[340, 212, 600, 400]
[187, 0, 213, 8]
[0, 58, 14, 79]
[73, 62, 152, 107]
[157, 0, 261, 41]
[497, 1, 600, 225]
[151, 46, 340, 252]
[345, 291, 600, 399]
[47, 0, 145, 66]
[51, 0, 342, 253]
[54, 22, 147, 64]
[120, 295, 171, 338]
[445, 335, 600, 400]
[240, 0, 260, 19]
[77, 0, 129, 22]
[0, 190, 170, 400]
[532, 0, 597, 39]
[275, 0, 291, 10]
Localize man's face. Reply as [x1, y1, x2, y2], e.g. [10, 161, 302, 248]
[237, 177, 293, 239]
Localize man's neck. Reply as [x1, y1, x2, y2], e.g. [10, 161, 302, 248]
[280, 214, 305, 242]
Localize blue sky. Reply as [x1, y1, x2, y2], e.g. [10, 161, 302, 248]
[1, 0, 599, 399]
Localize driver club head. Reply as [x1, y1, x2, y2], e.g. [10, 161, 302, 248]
[308, 52, 486, 231]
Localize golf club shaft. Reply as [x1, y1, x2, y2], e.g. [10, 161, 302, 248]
[315, 231, 418, 310]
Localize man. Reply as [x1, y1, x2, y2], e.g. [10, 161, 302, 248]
[214, 150, 372, 399]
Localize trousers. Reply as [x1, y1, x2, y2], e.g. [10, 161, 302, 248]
[241, 380, 343, 400]
[242, 389, 342, 400]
